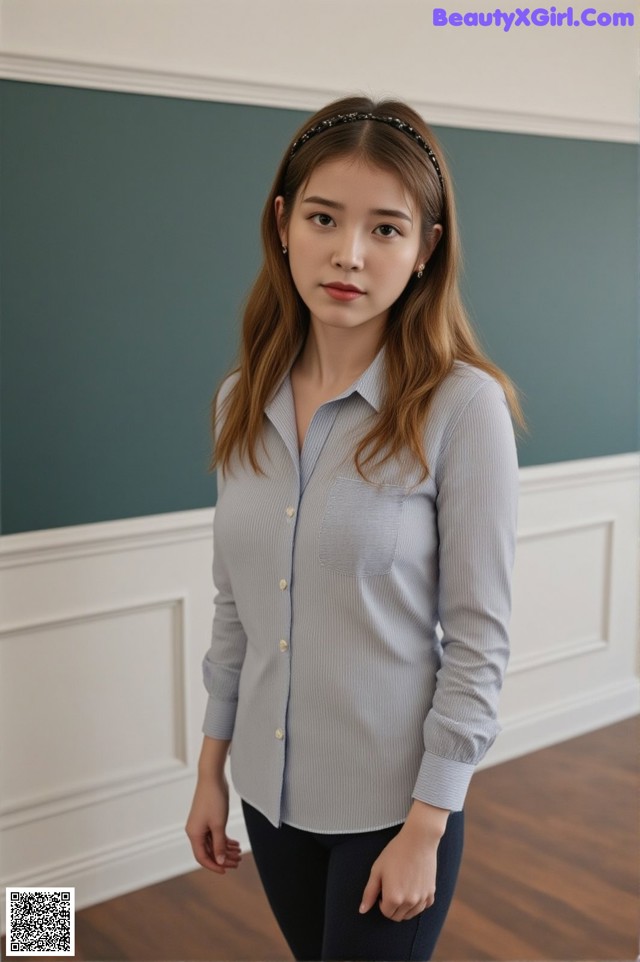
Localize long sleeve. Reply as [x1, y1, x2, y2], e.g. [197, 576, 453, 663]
[412, 377, 519, 811]
[201, 376, 248, 739]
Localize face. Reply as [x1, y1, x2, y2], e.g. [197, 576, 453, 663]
[275, 155, 441, 340]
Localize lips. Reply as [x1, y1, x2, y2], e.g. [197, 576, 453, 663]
[322, 282, 365, 302]
[323, 282, 365, 293]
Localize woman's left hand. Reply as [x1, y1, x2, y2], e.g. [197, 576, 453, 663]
[358, 824, 439, 922]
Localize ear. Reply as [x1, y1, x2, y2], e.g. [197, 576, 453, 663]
[274, 196, 288, 248]
[416, 223, 443, 271]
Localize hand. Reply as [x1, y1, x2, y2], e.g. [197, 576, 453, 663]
[185, 772, 243, 874]
[358, 825, 439, 922]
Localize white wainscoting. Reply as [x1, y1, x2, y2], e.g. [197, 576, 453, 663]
[0, 0, 637, 143]
[1, 452, 638, 933]
[488, 453, 640, 763]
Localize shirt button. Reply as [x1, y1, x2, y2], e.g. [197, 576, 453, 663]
[279, 578, 288, 590]
[279, 639, 288, 651]
[286, 506, 295, 517]
[275, 728, 284, 740]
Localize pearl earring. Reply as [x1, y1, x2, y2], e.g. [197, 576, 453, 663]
[416, 264, 425, 279]
[282, 245, 288, 255]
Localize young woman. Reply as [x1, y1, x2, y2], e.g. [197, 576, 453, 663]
[185, 94, 526, 961]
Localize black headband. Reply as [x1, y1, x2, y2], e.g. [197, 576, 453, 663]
[289, 111, 445, 195]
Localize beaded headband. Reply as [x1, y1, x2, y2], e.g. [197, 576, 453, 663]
[289, 111, 445, 195]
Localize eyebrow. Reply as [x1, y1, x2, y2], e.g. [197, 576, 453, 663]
[302, 195, 413, 224]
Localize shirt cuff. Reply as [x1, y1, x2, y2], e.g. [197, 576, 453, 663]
[202, 695, 237, 740]
[412, 750, 476, 811]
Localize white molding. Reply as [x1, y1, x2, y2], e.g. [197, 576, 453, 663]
[516, 451, 640, 490]
[507, 514, 615, 675]
[0, 507, 214, 568]
[516, 515, 617, 538]
[1, 765, 191, 830]
[0, 822, 210, 900]
[0, 52, 637, 144]
[1, 593, 190, 824]
[508, 636, 609, 674]
[484, 678, 640, 768]
[0, 593, 186, 643]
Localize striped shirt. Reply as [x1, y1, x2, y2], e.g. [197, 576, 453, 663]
[201, 342, 519, 832]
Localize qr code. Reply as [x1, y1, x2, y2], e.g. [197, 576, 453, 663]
[5, 888, 75, 956]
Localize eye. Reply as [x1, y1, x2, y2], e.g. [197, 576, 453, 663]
[310, 213, 335, 227]
[374, 224, 401, 238]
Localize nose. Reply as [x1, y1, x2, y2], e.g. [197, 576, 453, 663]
[331, 231, 364, 271]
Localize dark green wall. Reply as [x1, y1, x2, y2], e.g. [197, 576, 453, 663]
[1, 80, 637, 534]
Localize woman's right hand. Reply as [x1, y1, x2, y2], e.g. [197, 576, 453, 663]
[185, 772, 243, 874]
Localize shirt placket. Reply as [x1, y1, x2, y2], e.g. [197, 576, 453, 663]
[266, 379, 343, 823]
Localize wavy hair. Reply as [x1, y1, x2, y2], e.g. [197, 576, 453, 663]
[210, 94, 528, 485]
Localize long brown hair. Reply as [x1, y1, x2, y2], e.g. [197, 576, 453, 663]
[210, 94, 528, 485]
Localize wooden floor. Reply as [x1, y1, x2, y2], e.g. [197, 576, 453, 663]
[3, 716, 638, 961]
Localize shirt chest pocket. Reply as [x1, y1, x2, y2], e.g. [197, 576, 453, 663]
[318, 476, 408, 577]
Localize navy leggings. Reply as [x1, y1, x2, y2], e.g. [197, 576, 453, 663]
[241, 798, 464, 961]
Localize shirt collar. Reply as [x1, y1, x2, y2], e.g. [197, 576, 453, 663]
[267, 340, 387, 415]
[348, 342, 386, 413]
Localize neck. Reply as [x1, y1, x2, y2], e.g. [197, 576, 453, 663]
[294, 318, 385, 391]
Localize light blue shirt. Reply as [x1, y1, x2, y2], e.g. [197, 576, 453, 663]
[202, 342, 519, 832]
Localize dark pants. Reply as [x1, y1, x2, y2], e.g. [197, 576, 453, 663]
[241, 798, 464, 962]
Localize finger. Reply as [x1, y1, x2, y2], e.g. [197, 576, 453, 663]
[214, 837, 242, 867]
[216, 857, 239, 869]
[192, 838, 226, 872]
[196, 833, 240, 871]
[379, 893, 404, 919]
[359, 872, 381, 913]
[213, 833, 234, 864]
[406, 897, 431, 919]
[197, 851, 233, 874]
[401, 901, 429, 922]
[222, 845, 241, 856]
[380, 904, 399, 921]
[387, 899, 421, 922]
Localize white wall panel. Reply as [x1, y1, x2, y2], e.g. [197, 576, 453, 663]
[1, 599, 187, 816]
[488, 453, 640, 766]
[0, 0, 637, 141]
[507, 518, 613, 673]
[0, 453, 638, 934]
[0, 509, 216, 934]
